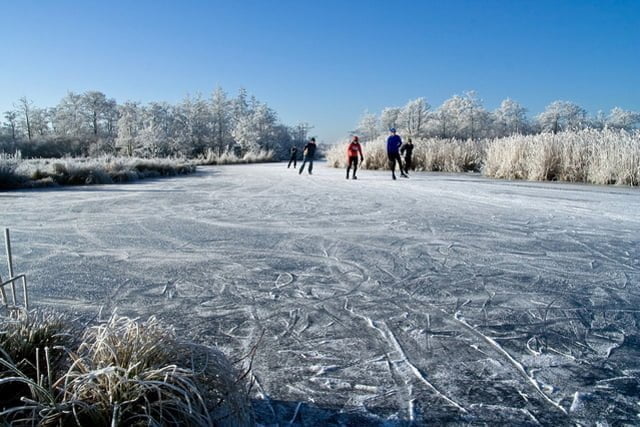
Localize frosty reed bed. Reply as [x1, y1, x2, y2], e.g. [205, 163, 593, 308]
[0, 156, 196, 189]
[197, 148, 274, 165]
[0, 309, 253, 426]
[484, 129, 640, 185]
[328, 129, 640, 185]
[326, 137, 484, 173]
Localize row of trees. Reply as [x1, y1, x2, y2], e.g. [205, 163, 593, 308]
[357, 91, 640, 141]
[0, 89, 313, 159]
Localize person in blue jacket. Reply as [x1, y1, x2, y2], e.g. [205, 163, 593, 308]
[387, 128, 408, 180]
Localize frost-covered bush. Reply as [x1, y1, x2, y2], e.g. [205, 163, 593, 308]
[0, 156, 196, 189]
[0, 159, 26, 189]
[326, 137, 484, 172]
[484, 129, 640, 185]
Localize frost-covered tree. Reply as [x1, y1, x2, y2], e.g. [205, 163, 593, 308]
[379, 107, 401, 133]
[115, 102, 142, 156]
[232, 88, 250, 125]
[54, 92, 87, 137]
[81, 91, 117, 138]
[589, 110, 607, 130]
[357, 111, 379, 142]
[3, 111, 18, 141]
[209, 87, 232, 155]
[29, 107, 51, 137]
[426, 92, 490, 140]
[16, 97, 34, 141]
[536, 101, 587, 134]
[230, 101, 278, 154]
[459, 91, 491, 140]
[606, 107, 640, 130]
[232, 115, 260, 154]
[136, 102, 177, 156]
[181, 94, 212, 155]
[493, 98, 528, 137]
[251, 102, 278, 149]
[398, 97, 430, 138]
[431, 95, 465, 139]
[291, 122, 313, 145]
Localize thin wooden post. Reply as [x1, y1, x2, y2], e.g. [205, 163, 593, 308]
[22, 276, 29, 310]
[0, 272, 6, 304]
[4, 228, 17, 305]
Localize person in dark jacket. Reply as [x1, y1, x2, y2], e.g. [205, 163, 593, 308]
[346, 135, 364, 179]
[387, 128, 408, 180]
[299, 137, 317, 175]
[287, 145, 298, 168]
[400, 138, 414, 174]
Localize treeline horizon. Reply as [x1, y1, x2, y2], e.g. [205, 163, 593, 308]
[0, 88, 313, 159]
[2, 89, 639, 160]
[356, 91, 640, 142]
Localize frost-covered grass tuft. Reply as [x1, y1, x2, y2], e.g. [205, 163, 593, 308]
[0, 308, 72, 413]
[0, 311, 253, 426]
[484, 129, 640, 185]
[0, 156, 196, 189]
[326, 137, 483, 172]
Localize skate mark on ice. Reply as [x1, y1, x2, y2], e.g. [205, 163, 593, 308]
[348, 307, 468, 414]
[451, 311, 568, 415]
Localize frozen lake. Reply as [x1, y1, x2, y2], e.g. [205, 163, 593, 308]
[2, 162, 639, 425]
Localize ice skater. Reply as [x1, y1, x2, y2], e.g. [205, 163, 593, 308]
[387, 128, 408, 180]
[401, 137, 414, 175]
[287, 145, 298, 168]
[346, 135, 364, 179]
[299, 137, 317, 175]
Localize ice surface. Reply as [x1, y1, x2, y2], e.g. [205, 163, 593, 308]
[1, 162, 639, 425]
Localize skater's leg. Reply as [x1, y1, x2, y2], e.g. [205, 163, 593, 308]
[388, 154, 396, 179]
[353, 157, 359, 179]
[397, 153, 408, 177]
[309, 158, 314, 174]
[299, 159, 306, 174]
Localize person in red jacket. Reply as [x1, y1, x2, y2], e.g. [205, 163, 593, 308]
[346, 135, 364, 179]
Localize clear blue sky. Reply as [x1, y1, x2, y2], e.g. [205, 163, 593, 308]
[1, 0, 638, 143]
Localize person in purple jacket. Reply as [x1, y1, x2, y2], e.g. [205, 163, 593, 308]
[387, 128, 408, 180]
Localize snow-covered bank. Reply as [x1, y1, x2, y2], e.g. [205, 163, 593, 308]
[0, 156, 195, 189]
[2, 163, 639, 425]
